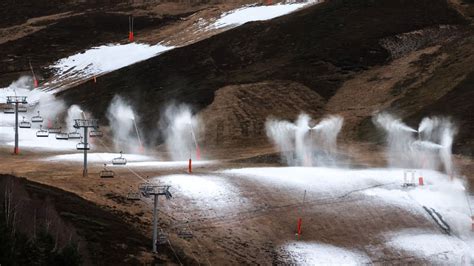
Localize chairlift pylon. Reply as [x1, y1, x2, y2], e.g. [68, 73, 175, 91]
[76, 136, 90, 150]
[112, 151, 127, 165]
[19, 116, 31, 128]
[99, 164, 115, 178]
[3, 105, 14, 114]
[55, 132, 69, 140]
[31, 111, 43, 123]
[36, 125, 49, 137]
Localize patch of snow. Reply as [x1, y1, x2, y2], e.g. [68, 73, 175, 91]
[283, 242, 371, 265]
[157, 174, 245, 209]
[221, 167, 406, 194]
[47, 43, 173, 87]
[42, 152, 154, 163]
[385, 230, 473, 264]
[362, 176, 472, 236]
[210, 1, 318, 29]
[125, 160, 215, 169]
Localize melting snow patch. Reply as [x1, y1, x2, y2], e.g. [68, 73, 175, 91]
[283, 242, 371, 265]
[385, 230, 473, 264]
[49, 43, 173, 79]
[158, 174, 244, 209]
[211, 1, 318, 29]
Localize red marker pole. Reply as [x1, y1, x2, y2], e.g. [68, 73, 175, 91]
[297, 217, 302, 236]
[128, 16, 134, 42]
[188, 158, 192, 174]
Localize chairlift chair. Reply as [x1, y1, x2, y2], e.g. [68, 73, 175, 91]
[36, 125, 49, 137]
[76, 137, 90, 150]
[3, 105, 14, 114]
[31, 111, 43, 123]
[99, 164, 115, 178]
[17, 105, 27, 113]
[112, 151, 127, 165]
[177, 228, 193, 239]
[48, 126, 61, 134]
[126, 190, 141, 201]
[89, 129, 103, 138]
[19, 116, 31, 128]
[68, 130, 81, 139]
[55, 132, 69, 140]
[156, 230, 168, 245]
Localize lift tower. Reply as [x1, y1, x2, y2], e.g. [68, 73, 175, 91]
[73, 119, 98, 176]
[7, 96, 28, 154]
[139, 183, 172, 253]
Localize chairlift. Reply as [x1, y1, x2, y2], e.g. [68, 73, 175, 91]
[89, 129, 103, 138]
[99, 164, 115, 178]
[48, 126, 61, 134]
[3, 105, 14, 114]
[112, 151, 127, 165]
[76, 137, 90, 150]
[177, 228, 193, 239]
[55, 132, 69, 140]
[68, 130, 81, 139]
[49, 128, 61, 134]
[19, 116, 31, 128]
[156, 230, 168, 245]
[17, 105, 27, 113]
[126, 189, 141, 201]
[36, 125, 49, 137]
[31, 111, 43, 123]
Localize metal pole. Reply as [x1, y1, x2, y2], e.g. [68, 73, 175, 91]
[152, 194, 158, 253]
[14, 103, 18, 154]
[83, 127, 88, 177]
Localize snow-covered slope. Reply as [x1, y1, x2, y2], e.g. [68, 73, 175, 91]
[210, 1, 318, 29]
[45, 43, 173, 93]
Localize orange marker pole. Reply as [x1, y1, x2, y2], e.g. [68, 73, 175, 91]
[188, 158, 192, 174]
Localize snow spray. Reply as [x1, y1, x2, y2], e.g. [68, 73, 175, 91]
[161, 103, 203, 161]
[266, 114, 343, 166]
[107, 96, 141, 153]
[373, 113, 456, 174]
